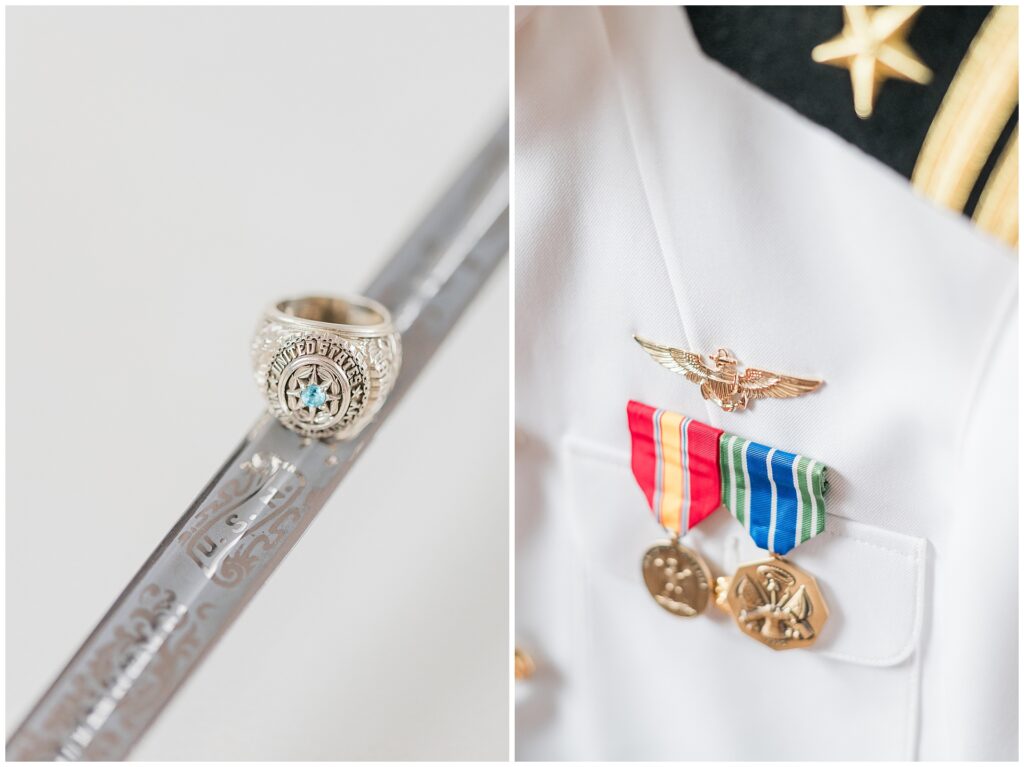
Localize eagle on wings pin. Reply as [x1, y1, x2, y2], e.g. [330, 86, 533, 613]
[634, 336, 823, 413]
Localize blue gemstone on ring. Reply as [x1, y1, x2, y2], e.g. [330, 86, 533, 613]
[300, 384, 327, 408]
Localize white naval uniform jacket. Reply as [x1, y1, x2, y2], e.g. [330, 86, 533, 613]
[515, 7, 1018, 761]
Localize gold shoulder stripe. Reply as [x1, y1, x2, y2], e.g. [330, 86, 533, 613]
[912, 6, 1018, 215]
[973, 128, 1018, 248]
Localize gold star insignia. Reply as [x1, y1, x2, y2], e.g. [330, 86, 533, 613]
[812, 5, 933, 119]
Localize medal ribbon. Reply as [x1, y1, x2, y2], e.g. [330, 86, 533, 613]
[718, 433, 829, 556]
[627, 400, 829, 554]
[627, 400, 724, 535]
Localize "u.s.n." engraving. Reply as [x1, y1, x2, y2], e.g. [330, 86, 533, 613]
[177, 453, 307, 587]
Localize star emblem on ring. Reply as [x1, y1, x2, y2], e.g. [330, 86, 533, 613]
[285, 364, 344, 425]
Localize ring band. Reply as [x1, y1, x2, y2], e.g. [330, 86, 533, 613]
[252, 294, 401, 440]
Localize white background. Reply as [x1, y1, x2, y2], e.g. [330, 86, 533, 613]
[6, 6, 509, 760]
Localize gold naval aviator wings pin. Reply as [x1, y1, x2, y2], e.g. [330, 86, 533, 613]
[634, 336, 823, 413]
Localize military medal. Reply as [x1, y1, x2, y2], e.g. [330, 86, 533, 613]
[627, 401, 723, 617]
[715, 433, 831, 650]
[628, 398, 832, 646]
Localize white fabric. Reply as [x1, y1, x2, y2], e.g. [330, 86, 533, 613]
[515, 6, 1017, 760]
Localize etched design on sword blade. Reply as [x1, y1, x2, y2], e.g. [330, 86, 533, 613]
[7, 585, 214, 761]
[177, 453, 308, 587]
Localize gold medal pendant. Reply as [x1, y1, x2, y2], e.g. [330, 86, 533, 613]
[641, 536, 713, 617]
[716, 556, 829, 650]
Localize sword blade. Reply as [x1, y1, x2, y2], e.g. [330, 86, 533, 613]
[6, 120, 509, 762]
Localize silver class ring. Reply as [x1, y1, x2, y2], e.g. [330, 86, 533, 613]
[252, 295, 401, 440]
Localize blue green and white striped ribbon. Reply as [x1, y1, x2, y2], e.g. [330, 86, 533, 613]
[718, 433, 829, 556]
